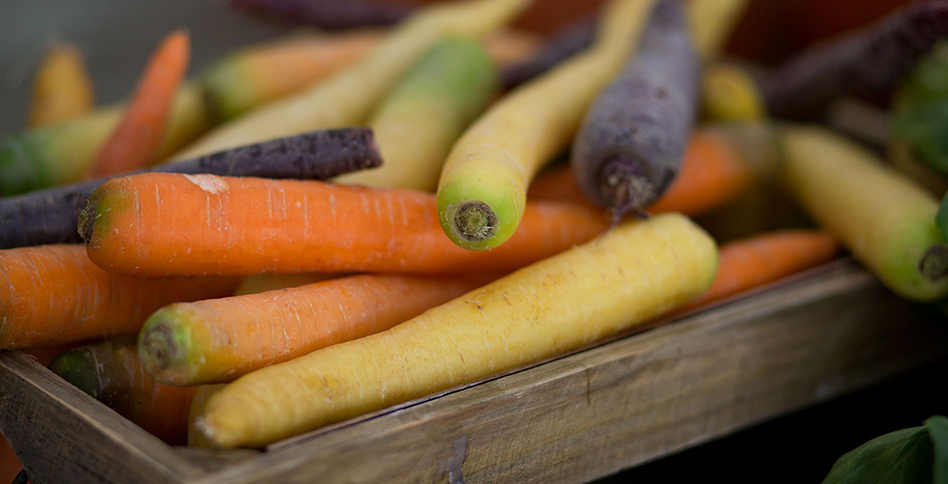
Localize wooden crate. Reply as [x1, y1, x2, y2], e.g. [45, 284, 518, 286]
[2, 259, 946, 484]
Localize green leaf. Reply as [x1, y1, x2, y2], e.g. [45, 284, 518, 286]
[925, 416, 948, 484]
[821, 426, 933, 484]
[894, 40, 948, 114]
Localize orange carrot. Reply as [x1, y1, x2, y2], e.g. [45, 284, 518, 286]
[49, 338, 197, 445]
[529, 128, 755, 217]
[672, 230, 840, 315]
[0, 245, 240, 349]
[28, 42, 94, 128]
[88, 31, 191, 178]
[140, 273, 497, 386]
[80, 174, 612, 278]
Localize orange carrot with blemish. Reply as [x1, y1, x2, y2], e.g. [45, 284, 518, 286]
[140, 273, 497, 386]
[0, 245, 240, 349]
[88, 31, 191, 178]
[529, 128, 757, 217]
[80, 173, 612, 278]
[672, 230, 840, 315]
[28, 42, 94, 128]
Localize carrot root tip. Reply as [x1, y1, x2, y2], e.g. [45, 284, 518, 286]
[450, 200, 498, 244]
[599, 157, 656, 217]
[78, 199, 97, 244]
[920, 244, 948, 282]
[139, 323, 183, 376]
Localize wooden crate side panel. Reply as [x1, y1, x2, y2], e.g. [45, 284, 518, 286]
[0, 352, 197, 484]
[194, 264, 948, 484]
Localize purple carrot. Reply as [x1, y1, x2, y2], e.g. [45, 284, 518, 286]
[230, 0, 413, 30]
[570, 0, 699, 219]
[500, 14, 596, 90]
[762, 0, 948, 121]
[0, 128, 382, 249]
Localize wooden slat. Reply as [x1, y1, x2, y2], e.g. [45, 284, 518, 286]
[0, 351, 199, 484]
[189, 261, 948, 484]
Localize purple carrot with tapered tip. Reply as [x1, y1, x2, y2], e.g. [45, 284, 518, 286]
[570, 0, 699, 219]
[762, 0, 948, 121]
[500, 13, 596, 90]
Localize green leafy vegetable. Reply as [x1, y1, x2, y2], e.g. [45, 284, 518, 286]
[926, 416, 948, 484]
[822, 416, 948, 484]
[894, 101, 948, 175]
[822, 426, 933, 484]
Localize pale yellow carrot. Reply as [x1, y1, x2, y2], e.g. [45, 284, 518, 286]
[686, 0, 750, 60]
[195, 213, 717, 448]
[29, 42, 94, 128]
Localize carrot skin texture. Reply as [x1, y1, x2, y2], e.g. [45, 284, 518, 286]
[762, 1, 948, 121]
[571, 0, 699, 216]
[28, 42, 94, 128]
[0, 127, 382, 249]
[0, 245, 240, 349]
[81, 173, 612, 278]
[139, 273, 494, 386]
[49, 338, 197, 445]
[673, 230, 839, 314]
[196, 213, 717, 448]
[780, 125, 948, 301]
[89, 31, 191, 178]
[229, 0, 413, 30]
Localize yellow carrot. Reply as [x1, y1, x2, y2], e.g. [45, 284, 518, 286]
[29, 42, 95, 128]
[436, 0, 660, 250]
[686, 0, 750, 60]
[171, 0, 531, 161]
[195, 213, 717, 448]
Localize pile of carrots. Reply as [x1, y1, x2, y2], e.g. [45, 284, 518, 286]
[5, 0, 948, 472]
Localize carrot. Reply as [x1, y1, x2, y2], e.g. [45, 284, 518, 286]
[436, 0, 660, 250]
[780, 125, 948, 301]
[700, 63, 767, 122]
[188, 385, 225, 447]
[0, 245, 240, 350]
[529, 124, 776, 219]
[49, 337, 197, 445]
[686, 0, 749, 60]
[229, 0, 413, 30]
[170, 0, 530, 161]
[0, 127, 382, 249]
[80, 173, 612, 278]
[672, 230, 840, 315]
[28, 42, 94, 128]
[88, 31, 191, 178]
[194, 213, 717, 448]
[202, 30, 385, 121]
[762, 1, 948, 121]
[140, 273, 496, 386]
[570, 0, 699, 218]
[333, 38, 498, 191]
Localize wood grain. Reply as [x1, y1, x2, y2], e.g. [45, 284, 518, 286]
[0, 351, 199, 484]
[2, 261, 945, 484]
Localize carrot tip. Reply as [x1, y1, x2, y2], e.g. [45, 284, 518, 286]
[77, 199, 96, 244]
[920, 244, 948, 282]
[139, 321, 185, 377]
[451, 200, 498, 244]
[599, 157, 657, 217]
